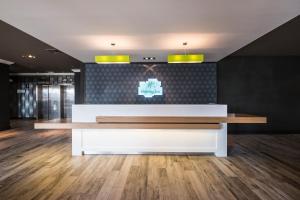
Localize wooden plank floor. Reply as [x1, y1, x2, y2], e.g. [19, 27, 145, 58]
[0, 121, 299, 200]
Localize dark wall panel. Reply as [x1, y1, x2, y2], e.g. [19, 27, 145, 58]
[218, 56, 300, 133]
[0, 64, 10, 130]
[74, 72, 82, 104]
[84, 63, 217, 104]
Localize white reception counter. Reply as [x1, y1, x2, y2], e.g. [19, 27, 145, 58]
[71, 105, 228, 157]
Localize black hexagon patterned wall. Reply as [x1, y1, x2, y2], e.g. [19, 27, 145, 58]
[84, 63, 217, 104]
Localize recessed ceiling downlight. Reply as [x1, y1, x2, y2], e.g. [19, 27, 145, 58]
[22, 54, 36, 59]
[143, 57, 156, 60]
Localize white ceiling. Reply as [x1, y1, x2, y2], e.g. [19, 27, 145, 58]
[0, 0, 299, 63]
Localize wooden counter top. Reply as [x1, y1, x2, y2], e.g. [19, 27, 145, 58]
[34, 113, 266, 130]
[96, 116, 226, 123]
[96, 114, 267, 124]
[226, 113, 267, 123]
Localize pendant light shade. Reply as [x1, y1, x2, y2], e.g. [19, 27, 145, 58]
[95, 55, 130, 64]
[168, 54, 204, 63]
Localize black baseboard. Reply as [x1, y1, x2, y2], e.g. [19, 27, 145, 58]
[229, 130, 300, 134]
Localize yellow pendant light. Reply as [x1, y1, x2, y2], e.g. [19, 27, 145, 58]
[168, 42, 204, 63]
[168, 54, 204, 63]
[95, 55, 130, 64]
[95, 42, 130, 64]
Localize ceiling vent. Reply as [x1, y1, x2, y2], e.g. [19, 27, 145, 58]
[45, 48, 61, 54]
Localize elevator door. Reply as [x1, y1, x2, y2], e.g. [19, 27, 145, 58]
[37, 84, 74, 120]
[37, 85, 61, 120]
[61, 85, 74, 119]
[37, 85, 49, 119]
[48, 86, 61, 120]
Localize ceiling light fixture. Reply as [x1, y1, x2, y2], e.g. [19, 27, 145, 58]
[143, 57, 156, 60]
[95, 42, 131, 64]
[71, 69, 81, 73]
[95, 55, 130, 64]
[168, 42, 204, 63]
[168, 54, 204, 63]
[22, 54, 36, 59]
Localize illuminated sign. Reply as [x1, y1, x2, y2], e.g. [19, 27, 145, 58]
[138, 78, 163, 98]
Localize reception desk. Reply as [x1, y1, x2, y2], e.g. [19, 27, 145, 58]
[71, 105, 228, 157]
[35, 104, 266, 157]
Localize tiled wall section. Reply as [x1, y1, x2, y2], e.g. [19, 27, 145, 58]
[84, 63, 217, 104]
